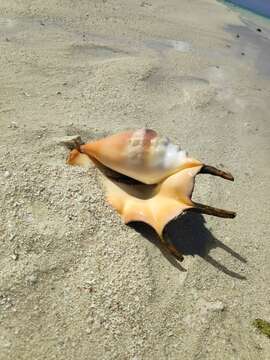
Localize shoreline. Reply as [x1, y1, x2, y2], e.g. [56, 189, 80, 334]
[221, 0, 270, 20]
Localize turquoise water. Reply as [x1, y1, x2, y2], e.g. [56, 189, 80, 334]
[225, 0, 270, 18]
[224, 0, 270, 18]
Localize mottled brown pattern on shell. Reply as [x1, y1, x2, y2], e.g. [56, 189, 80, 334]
[143, 129, 158, 168]
[143, 129, 158, 150]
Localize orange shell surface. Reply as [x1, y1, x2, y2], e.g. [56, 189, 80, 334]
[79, 129, 202, 184]
[103, 165, 203, 237]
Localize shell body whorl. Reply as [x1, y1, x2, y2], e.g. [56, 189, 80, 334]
[80, 129, 201, 184]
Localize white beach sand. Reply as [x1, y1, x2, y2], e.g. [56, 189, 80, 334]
[0, 0, 269, 359]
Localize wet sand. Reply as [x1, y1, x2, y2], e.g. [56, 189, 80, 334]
[0, 1, 270, 359]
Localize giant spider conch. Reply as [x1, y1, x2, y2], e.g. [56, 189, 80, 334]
[64, 129, 236, 261]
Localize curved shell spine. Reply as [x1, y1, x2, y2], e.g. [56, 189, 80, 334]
[79, 128, 202, 184]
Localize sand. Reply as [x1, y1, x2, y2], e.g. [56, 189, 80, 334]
[0, 0, 270, 359]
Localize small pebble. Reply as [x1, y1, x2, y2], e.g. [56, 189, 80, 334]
[11, 253, 19, 261]
[209, 301, 225, 312]
[4, 171, 11, 178]
[27, 274, 38, 285]
[8, 122, 18, 129]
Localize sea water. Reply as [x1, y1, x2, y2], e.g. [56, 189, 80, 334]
[224, 0, 270, 19]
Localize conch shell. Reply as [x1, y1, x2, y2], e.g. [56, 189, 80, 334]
[65, 129, 236, 261]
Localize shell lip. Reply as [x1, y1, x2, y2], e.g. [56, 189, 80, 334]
[93, 157, 204, 186]
[95, 160, 146, 185]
